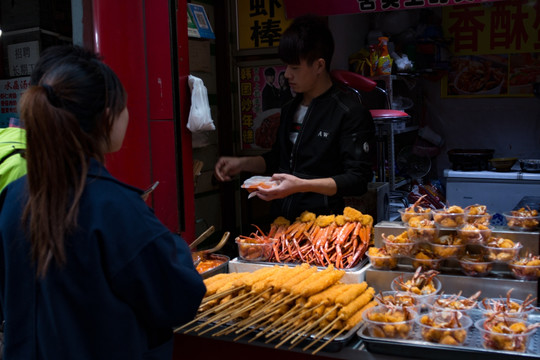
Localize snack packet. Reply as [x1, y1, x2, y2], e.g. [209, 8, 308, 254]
[241, 176, 279, 198]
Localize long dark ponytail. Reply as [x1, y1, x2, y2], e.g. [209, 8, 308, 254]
[19, 46, 127, 277]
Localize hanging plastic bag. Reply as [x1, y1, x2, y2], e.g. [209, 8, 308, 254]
[187, 75, 215, 132]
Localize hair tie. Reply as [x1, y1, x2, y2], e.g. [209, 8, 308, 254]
[42, 84, 62, 107]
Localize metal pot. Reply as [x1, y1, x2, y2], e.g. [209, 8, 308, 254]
[447, 149, 495, 171]
[519, 159, 540, 172]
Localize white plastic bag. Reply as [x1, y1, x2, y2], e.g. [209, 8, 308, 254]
[187, 75, 215, 132]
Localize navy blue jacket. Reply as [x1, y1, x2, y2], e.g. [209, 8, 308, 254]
[262, 84, 375, 219]
[0, 159, 206, 359]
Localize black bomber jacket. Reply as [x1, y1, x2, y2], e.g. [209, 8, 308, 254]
[262, 84, 376, 220]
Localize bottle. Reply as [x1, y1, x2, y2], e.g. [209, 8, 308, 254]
[376, 37, 393, 75]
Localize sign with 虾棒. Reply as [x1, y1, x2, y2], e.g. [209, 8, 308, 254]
[236, 0, 293, 52]
[0, 77, 30, 128]
[442, 0, 540, 97]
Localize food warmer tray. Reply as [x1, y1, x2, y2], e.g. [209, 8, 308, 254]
[187, 316, 362, 353]
[358, 311, 540, 360]
[228, 257, 369, 284]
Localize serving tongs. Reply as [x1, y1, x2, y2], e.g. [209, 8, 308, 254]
[192, 231, 231, 264]
[190, 225, 215, 250]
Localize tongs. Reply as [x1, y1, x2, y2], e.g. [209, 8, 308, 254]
[189, 225, 215, 250]
[192, 232, 231, 263]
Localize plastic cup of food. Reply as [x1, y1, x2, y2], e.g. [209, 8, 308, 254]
[366, 252, 399, 270]
[508, 260, 540, 280]
[456, 224, 493, 245]
[433, 209, 466, 228]
[482, 242, 522, 263]
[458, 255, 493, 277]
[235, 237, 276, 262]
[374, 291, 422, 313]
[417, 311, 473, 345]
[429, 294, 478, 316]
[475, 318, 537, 352]
[398, 207, 432, 224]
[383, 237, 416, 257]
[430, 242, 466, 259]
[410, 254, 444, 271]
[390, 273, 442, 306]
[503, 211, 540, 231]
[362, 305, 418, 339]
[405, 222, 439, 243]
[465, 212, 492, 226]
[478, 297, 536, 320]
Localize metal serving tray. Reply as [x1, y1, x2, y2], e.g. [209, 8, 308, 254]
[199, 254, 229, 279]
[358, 311, 540, 360]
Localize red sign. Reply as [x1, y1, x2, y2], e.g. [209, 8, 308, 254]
[283, 0, 505, 18]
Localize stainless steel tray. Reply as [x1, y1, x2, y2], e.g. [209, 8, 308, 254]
[234, 256, 368, 273]
[358, 311, 540, 360]
[199, 254, 229, 279]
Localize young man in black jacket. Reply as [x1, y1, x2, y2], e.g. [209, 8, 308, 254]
[215, 14, 375, 220]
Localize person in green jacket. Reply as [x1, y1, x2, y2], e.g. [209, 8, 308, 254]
[0, 118, 26, 193]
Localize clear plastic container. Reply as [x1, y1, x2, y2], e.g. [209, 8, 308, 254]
[417, 311, 473, 345]
[366, 252, 398, 270]
[410, 254, 444, 271]
[235, 237, 276, 262]
[458, 255, 493, 277]
[508, 261, 540, 280]
[478, 297, 536, 320]
[503, 211, 540, 231]
[405, 221, 439, 243]
[482, 241, 522, 263]
[465, 212, 492, 226]
[374, 291, 422, 313]
[362, 305, 418, 339]
[429, 294, 478, 316]
[475, 318, 537, 352]
[433, 209, 466, 228]
[383, 237, 415, 257]
[456, 224, 493, 245]
[430, 242, 466, 259]
[391, 273, 442, 306]
[398, 207, 432, 224]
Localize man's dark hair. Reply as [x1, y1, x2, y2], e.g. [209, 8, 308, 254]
[278, 14, 334, 71]
[264, 67, 276, 77]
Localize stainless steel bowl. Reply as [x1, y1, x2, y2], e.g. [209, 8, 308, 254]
[519, 159, 540, 172]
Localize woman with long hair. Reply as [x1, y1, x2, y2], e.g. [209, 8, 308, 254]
[0, 45, 205, 359]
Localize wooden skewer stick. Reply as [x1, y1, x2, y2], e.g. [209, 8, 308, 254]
[311, 327, 346, 355]
[287, 304, 339, 349]
[302, 316, 342, 351]
[209, 298, 266, 337]
[264, 304, 323, 344]
[175, 290, 254, 333]
[201, 285, 246, 304]
[274, 313, 319, 348]
[234, 304, 284, 334]
[233, 318, 273, 342]
[249, 304, 302, 342]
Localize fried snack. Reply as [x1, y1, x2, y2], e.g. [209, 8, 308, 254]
[430, 234, 465, 259]
[339, 287, 375, 320]
[411, 246, 442, 271]
[366, 247, 398, 269]
[506, 207, 539, 230]
[458, 253, 493, 277]
[406, 219, 438, 242]
[205, 272, 246, 296]
[335, 282, 369, 306]
[345, 300, 377, 330]
[456, 223, 492, 244]
[382, 231, 415, 257]
[484, 237, 522, 262]
[305, 283, 346, 308]
[364, 305, 415, 339]
[419, 311, 470, 345]
[291, 265, 345, 297]
[480, 318, 540, 352]
[509, 253, 540, 280]
[280, 264, 318, 293]
[433, 206, 465, 228]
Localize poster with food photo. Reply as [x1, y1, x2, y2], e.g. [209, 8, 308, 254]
[443, 55, 508, 97]
[237, 61, 295, 151]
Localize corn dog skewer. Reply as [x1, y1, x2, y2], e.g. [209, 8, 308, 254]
[310, 299, 378, 355]
[288, 303, 340, 348]
[249, 303, 304, 342]
[264, 303, 323, 343]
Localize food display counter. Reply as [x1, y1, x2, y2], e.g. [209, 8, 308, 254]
[179, 216, 540, 360]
